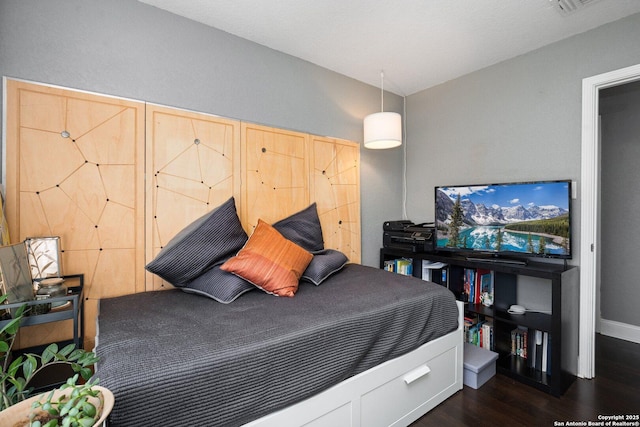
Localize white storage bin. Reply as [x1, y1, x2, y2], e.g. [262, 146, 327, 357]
[463, 343, 499, 389]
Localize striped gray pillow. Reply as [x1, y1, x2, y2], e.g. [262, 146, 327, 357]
[273, 203, 324, 252]
[302, 249, 349, 285]
[182, 266, 254, 303]
[145, 197, 247, 287]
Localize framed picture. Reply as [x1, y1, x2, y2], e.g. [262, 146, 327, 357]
[0, 243, 34, 316]
[25, 236, 63, 279]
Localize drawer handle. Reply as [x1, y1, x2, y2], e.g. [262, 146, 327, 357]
[404, 364, 431, 385]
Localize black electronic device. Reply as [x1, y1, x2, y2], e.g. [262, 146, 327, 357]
[383, 221, 435, 253]
[383, 220, 413, 232]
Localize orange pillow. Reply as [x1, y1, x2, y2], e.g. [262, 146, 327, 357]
[220, 219, 313, 297]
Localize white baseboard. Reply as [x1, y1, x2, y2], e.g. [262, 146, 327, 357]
[599, 318, 640, 344]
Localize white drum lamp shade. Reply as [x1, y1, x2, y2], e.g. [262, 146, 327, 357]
[363, 111, 402, 149]
[364, 71, 402, 149]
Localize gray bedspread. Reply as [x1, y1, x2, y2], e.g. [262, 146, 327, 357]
[94, 263, 458, 426]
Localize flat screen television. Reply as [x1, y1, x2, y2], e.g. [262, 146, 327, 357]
[435, 180, 572, 260]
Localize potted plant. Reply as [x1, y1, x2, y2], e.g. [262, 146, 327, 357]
[0, 295, 113, 426]
[14, 374, 113, 427]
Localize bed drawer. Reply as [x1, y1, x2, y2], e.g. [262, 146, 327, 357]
[360, 346, 458, 426]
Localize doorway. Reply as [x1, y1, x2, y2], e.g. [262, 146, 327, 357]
[598, 82, 640, 343]
[580, 63, 640, 379]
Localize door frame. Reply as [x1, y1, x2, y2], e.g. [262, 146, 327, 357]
[580, 63, 640, 378]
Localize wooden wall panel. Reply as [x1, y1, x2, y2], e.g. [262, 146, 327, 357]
[310, 136, 361, 263]
[240, 123, 310, 232]
[4, 80, 361, 349]
[146, 105, 240, 290]
[5, 80, 145, 349]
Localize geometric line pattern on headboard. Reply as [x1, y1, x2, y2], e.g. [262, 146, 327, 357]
[311, 136, 361, 263]
[145, 105, 240, 290]
[241, 122, 310, 232]
[5, 79, 145, 349]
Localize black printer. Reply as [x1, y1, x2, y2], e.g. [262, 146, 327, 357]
[383, 221, 436, 253]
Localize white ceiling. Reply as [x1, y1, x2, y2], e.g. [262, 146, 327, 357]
[138, 0, 640, 95]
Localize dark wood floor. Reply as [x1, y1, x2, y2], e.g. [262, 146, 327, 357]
[411, 334, 640, 426]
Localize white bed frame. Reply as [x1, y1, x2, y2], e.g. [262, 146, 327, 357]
[244, 300, 464, 427]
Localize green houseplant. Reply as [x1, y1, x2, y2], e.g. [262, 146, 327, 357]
[0, 295, 110, 426]
[26, 374, 104, 427]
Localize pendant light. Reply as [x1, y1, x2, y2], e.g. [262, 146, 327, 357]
[363, 71, 402, 149]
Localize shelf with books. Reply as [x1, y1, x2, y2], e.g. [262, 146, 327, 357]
[462, 267, 494, 306]
[378, 248, 579, 396]
[379, 248, 448, 286]
[464, 314, 494, 351]
[383, 257, 414, 276]
[498, 326, 554, 388]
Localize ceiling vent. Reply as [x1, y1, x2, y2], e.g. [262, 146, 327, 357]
[551, 0, 602, 16]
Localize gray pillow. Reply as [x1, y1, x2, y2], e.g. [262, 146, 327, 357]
[302, 249, 349, 285]
[273, 203, 324, 252]
[182, 266, 255, 303]
[145, 197, 247, 287]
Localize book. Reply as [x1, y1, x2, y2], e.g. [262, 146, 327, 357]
[546, 334, 552, 375]
[535, 330, 543, 371]
[481, 320, 494, 350]
[511, 326, 528, 359]
[464, 316, 476, 343]
[542, 331, 549, 372]
[395, 258, 413, 276]
[475, 269, 491, 304]
[529, 330, 536, 369]
[470, 320, 485, 346]
[384, 260, 395, 272]
[464, 268, 475, 303]
[478, 269, 494, 306]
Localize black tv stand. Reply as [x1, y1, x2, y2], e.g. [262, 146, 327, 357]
[379, 247, 579, 396]
[465, 255, 528, 266]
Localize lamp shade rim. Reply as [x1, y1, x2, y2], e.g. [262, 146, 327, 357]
[363, 139, 402, 149]
[363, 111, 402, 149]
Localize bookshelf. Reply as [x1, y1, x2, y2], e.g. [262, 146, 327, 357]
[379, 248, 579, 396]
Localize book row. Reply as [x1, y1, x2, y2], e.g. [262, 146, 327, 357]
[383, 258, 449, 284]
[464, 316, 494, 351]
[383, 258, 413, 275]
[511, 326, 552, 374]
[463, 267, 494, 307]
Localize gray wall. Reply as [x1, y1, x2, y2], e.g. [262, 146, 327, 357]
[0, 0, 405, 267]
[600, 82, 640, 328]
[406, 12, 640, 326]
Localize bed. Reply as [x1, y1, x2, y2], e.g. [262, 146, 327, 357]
[94, 264, 462, 427]
[93, 199, 463, 426]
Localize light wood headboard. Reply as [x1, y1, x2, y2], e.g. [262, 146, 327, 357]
[4, 79, 360, 348]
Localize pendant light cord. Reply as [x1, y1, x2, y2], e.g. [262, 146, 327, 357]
[380, 71, 385, 112]
[403, 95, 407, 220]
[379, 70, 408, 220]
